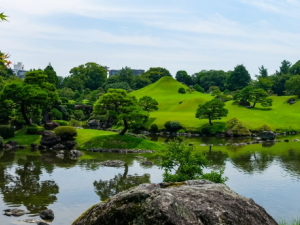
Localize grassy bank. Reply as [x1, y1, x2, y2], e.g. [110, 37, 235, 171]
[131, 77, 300, 132]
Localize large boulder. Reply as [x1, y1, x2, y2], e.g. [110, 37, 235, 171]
[44, 121, 60, 130]
[72, 180, 278, 225]
[287, 98, 296, 105]
[88, 119, 100, 128]
[260, 131, 276, 140]
[40, 131, 61, 147]
[39, 209, 54, 220]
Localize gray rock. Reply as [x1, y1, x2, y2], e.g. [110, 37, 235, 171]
[73, 180, 277, 225]
[56, 153, 64, 159]
[37, 222, 49, 225]
[40, 131, 61, 147]
[65, 141, 77, 150]
[53, 143, 65, 150]
[100, 160, 126, 167]
[4, 208, 27, 216]
[260, 131, 276, 140]
[69, 150, 83, 157]
[141, 161, 153, 166]
[44, 121, 60, 130]
[39, 209, 54, 220]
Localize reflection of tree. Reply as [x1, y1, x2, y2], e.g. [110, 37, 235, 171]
[277, 149, 300, 177]
[0, 155, 59, 213]
[93, 165, 150, 201]
[203, 147, 228, 167]
[230, 151, 274, 173]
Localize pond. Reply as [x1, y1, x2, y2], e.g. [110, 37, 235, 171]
[1, 134, 300, 224]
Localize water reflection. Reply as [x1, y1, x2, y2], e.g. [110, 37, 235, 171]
[93, 164, 150, 201]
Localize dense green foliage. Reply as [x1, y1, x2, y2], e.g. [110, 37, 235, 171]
[143, 67, 172, 83]
[139, 96, 158, 112]
[164, 121, 183, 132]
[53, 120, 69, 126]
[227, 65, 251, 91]
[285, 75, 300, 97]
[26, 126, 39, 135]
[0, 125, 14, 139]
[178, 87, 186, 94]
[54, 126, 77, 140]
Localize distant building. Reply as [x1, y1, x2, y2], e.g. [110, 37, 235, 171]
[13, 62, 28, 78]
[108, 68, 145, 77]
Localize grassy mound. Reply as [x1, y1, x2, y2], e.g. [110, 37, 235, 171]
[132, 77, 300, 132]
[76, 129, 165, 150]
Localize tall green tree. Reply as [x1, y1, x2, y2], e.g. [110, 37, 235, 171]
[143, 67, 172, 83]
[175, 70, 193, 86]
[139, 96, 158, 112]
[134, 75, 151, 89]
[44, 64, 58, 86]
[285, 75, 300, 97]
[256, 65, 268, 78]
[289, 60, 300, 75]
[194, 70, 228, 92]
[279, 60, 291, 74]
[69, 62, 107, 91]
[118, 67, 134, 88]
[226, 65, 251, 91]
[195, 99, 228, 125]
[93, 89, 148, 135]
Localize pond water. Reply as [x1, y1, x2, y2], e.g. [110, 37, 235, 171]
[1, 134, 300, 224]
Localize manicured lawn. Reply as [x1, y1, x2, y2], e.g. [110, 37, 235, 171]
[132, 77, 300, 132]
[5, 128, 41, 145]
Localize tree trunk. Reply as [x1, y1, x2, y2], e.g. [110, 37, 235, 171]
[119, 119, 128, 135]
[252, 101, 257, 108]
[209, 117, 213, 126]
[21, 101, 31, 126]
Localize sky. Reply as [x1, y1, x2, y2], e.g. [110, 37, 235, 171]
[1, 0, 300, 78]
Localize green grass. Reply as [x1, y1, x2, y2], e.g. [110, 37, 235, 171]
[5, 128, 41, 145]
[76, 129, 165, 150]
[131, 76, 300, 132]
[279, 218, 300, 225]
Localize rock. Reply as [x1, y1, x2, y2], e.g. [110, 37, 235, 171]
[188, 143, 193, 146]
[293, 139, 300, 142]
[40, 131, 61, 147]
[4, 208, 27, 216]
[287, 98, 296, 104]
[38, 145, 46, 150]
[141, 161, 153, 166]
[4, 144, 13, 150]
[56, 153, 64, 159]
[284, 139, 289, 142]
[218, 143, 223, 146]
[37, 222, 49, 225]
[6, 140, 18, 147]
[39, 209, 54, 220]
[69, 150, 83, 157]
[100, 160, 126, 167]
[23, 218, 43, 223]
[53, 143, 65, 150]
[30, 143, 38, 150]
[200, 144, 206, 146]
[73, 180, 277, 225]
[65, 141, 77, 149]
[44, 121, 60, 130]
[260, 131, 276, 140]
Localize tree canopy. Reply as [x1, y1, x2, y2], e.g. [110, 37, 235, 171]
[143, 67, 172, 83]
[227, 65, 251, 91]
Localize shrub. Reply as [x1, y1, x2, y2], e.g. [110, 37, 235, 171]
[177, 129, 186, 133]
[226, 118, 240, 130]
[201, 169, 228, 183]
[231, 122, 251, 136]
[50, 108, 62, 120]
[193, 84, 204, 93]
[164, 121, 182, 132]
[0, 125, 14, 139]
[178, 87, 186, 94]
[149, 124, 159, 133]
[53, 120, 69, 126]
[54, 126, 77, 140]
[201, 123, 226, 135]
[69, 119, 81, 127]
[26, 126, 39, 135]
[257, 124, 272, 132]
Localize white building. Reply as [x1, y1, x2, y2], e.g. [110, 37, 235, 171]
[13, 62, 28, 78]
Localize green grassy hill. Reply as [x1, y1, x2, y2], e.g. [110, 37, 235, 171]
[132, 77, 300, 132]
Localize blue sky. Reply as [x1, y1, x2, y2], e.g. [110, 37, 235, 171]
[1, 0, 300, 77]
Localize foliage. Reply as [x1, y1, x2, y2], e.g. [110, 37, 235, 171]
[201, 123, 226, 135]
[226, 118, 240, 130]
[149, 124, 159, 133]
[270, 73, 291, 96]
[0, 12, 8, 21]
[231, 122, 251, 136]
[139, 96, 158, 112]
[53, 120, 69, 126]
[44, 64, 58, 86]
[290, 60, 300, 75]
[59, 88, 75, 99]
[193, 84, 204, 93]
[196, 99, 228, 126]
[54, 126, 77, 140]
[256, 65, 268, 78]
[285, 75, 300, 97]
[134, 75, 152, 89]
[175, 70, 193, 86]
[279, 60, 291, 74]
[178, 87, 186, 94]
[193, 70, 228, 91]
[118, 66, 134, 88]
[104, 81, 131, 91]
[201, 169, 228, 183]
[257, 124, 272, 132]
[227, 65, 251, 91]
[26, 126, 39, 135]
[157, 140, 227, 183]
[143, 67, 172, 83]
[69, 118, 81, 127]
[0, 125, 14, 139]
[0, 136, 3, 147]
[93, 89, 149, 135]
[186, 87, 195, 94]
[73, 110, 85, 121]
[164, 121, 182, 132]
[50, 108, 62, 120]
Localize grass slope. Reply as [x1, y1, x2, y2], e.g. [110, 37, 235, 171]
[132, 76, 300, 131]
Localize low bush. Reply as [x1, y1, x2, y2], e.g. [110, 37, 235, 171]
[26, 126, 39, 135]
[0, 125, 14, 139]
[69, 119, 81, 127]
[53, 120, 69, 126]
[54, 126, 77, 140]
[201, 123, 226, 135]
[164, 121, 183, 132]
[201, 169, 228, 184]
[50, 108, 63, 120]
[149, 124, 159, 133]
[231, 123, 251, 136]
[177, 129, 186, 133]
[257, 124, 272, 132]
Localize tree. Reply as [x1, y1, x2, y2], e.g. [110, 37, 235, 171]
[69, 62, 107, 91]
[256, 65, 268, 78]
[195, 99, 228, 126]
[289, 60, 300, 75]
[0, 12, 8, 21]
[44, 64, 58, 86]
[194, 70, 228, 92]
[143, 67, 172, 83]
[93, 89, 148, 135]
[104, 82, 131, 91]
[1, 70, 59, 125]
[279, 60, 291, 74]
[227, 65, 251, 91]
[134, 75, 151, 89]
[270, 73, 291, 96]
[175, 70, 193, 86]
[157, 140, 228, 183]
[178, 87, 186, 94]
[118, 67, 134, 88]
[139, 96, 158, 112]
[285, 75, 300, 97]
